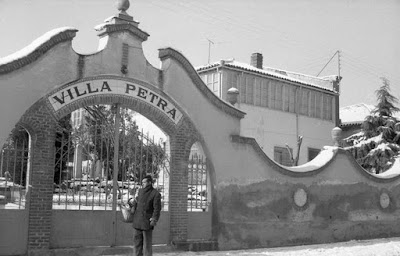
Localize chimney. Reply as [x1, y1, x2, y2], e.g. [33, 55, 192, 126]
[250, 53, 263, 69]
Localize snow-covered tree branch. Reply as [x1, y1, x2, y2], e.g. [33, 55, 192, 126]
[344, 78, 400, 174]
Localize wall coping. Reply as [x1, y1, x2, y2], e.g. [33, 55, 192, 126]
[0, 27, 78, 74]
[95, 23, 149, 41]
[230, 134, 400, 183]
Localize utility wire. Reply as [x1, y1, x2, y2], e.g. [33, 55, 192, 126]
[342, 52, 400, 83]
[147, 0, 333, 60]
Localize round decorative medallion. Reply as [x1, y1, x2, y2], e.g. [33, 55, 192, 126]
[380, 192, 390, 209]
[294, 188, 307, 207]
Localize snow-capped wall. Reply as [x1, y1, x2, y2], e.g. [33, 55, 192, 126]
[216, 134, 400, 250]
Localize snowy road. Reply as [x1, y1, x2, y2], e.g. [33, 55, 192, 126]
[154, 237, 400, 256]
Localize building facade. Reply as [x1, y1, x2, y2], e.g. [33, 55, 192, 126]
[197, 53, 341, 165]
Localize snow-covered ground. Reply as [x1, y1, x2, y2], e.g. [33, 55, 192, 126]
[153, 237, 400, 256]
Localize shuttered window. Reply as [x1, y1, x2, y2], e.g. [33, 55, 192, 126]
[289, 86, 296, 113]
[261, 81, 269, 107]
[274, 146, 293, 166]
[315, 92, 322, 118]
[275, 83, 283, 110]
[300, 89, 309, 115]
[323, 94, 333, 121]
[212, 73, 219, 93]
[246, 76, 254, 104]
[240, 75, 246, 103]
[309, 91, 316, 117]
[254, 79, 261, 106]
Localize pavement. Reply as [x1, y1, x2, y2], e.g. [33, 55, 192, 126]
[49, 237, 400, 256]
[153, 237, 400, 255]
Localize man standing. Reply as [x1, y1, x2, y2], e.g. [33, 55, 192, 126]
[132, 175, 161, 256]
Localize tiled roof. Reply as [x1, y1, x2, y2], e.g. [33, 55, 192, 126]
[196, 60, 339, 93]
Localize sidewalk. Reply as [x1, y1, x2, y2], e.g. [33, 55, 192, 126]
[153, 237, 400, 256]
[55, 237, 400, 256]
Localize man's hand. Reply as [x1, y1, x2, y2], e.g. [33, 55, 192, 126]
[150, 218, 157, 227]
[128, 198, 134, 207]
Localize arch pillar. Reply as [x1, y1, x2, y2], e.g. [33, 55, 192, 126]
[19, 99, 58, 254]
[168, 129, 191, 243]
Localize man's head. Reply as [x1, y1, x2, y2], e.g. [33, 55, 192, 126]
[142, 175, 153, 188]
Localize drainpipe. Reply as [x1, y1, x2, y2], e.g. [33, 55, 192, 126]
[0, 149, 3, 177]
[295, 86, 301, 141]
[216, 66, 221, 98]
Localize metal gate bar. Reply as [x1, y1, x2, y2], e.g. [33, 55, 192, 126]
[188, 155, 208, 212]
[0, 129, 29, 209]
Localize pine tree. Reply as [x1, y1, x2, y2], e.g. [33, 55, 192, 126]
[344, 78, 400, 174]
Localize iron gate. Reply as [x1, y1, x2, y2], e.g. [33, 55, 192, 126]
[0, 129, 29, 209]
[0, 128, 29, 255]
[51, 105, 170, 247]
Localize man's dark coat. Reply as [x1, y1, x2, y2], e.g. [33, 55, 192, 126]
[132, 185, 161, 230]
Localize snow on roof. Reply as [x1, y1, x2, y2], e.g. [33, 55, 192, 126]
[284, 146, 337, 172]
[340, 103, 375, 125]
[340, 103, 400, 126]
[0, 27, 77, 66]
[196, 60, 338, 93]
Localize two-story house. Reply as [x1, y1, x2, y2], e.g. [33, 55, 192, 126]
[196, 53, 340, 165]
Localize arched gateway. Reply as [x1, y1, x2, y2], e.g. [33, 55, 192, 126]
[0, 2, 245, 255]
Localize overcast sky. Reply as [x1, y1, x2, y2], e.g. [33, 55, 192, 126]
[0, 0, 399, 108]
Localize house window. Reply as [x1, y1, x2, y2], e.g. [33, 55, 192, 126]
[296, 88, 302, 114]
[300, 89, 309, 115]
[246, 76, 254, 104]
[261, 81, 269, 107]
[289, 86, 296, 113]
[275, 83, 283, 110]
[315, 92, 322, 118]
[308, 148, 320, 161]
[254, 79, 261, 106]
[269, 81, 275, 108]
[283, 85, 289, 112]
[240, 75, 246, 103]
[309, 91, 316, 117]
[212, 73, 219, 92]
[323, 94, 333, 121]
[274, 146, 293, 166]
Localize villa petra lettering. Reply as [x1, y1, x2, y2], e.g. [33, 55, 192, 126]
[48, 79, 182, 124]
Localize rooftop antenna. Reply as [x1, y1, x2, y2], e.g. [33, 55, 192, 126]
[316, 50, 340, 77]
[338, 50, 341, 87]
[207, 38, 214, 64]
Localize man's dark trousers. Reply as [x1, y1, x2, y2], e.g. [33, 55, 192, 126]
[133, 228, 153, 256]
